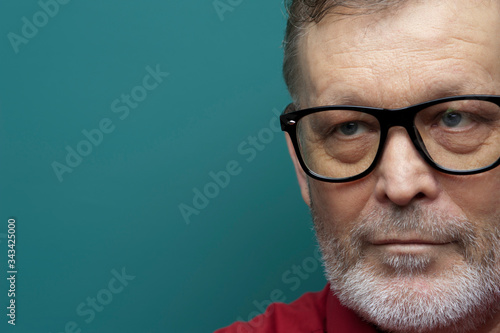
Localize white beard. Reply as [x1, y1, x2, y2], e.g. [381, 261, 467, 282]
[312, 204, 500, 333]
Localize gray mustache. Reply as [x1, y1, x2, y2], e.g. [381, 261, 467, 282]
[352, 205, 477, 246]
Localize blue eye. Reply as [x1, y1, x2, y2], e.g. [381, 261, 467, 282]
[440, 108, 470, 128]
[339, 122, 359, 135]
[442, 111, 462, 127]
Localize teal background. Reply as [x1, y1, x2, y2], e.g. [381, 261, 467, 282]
[0, 1, 326, 332]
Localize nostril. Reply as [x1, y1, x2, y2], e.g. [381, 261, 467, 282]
[415, 192, 425, 199]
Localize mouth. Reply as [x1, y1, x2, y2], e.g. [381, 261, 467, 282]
[371, 239, 452, 246]
[370, 239, 455, 255]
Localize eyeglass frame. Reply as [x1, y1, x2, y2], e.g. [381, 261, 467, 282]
[280, 94, 500, 183]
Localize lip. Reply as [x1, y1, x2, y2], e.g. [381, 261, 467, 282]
[371, 239, 452, 246]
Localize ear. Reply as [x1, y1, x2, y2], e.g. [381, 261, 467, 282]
[285, 134, 311, 206]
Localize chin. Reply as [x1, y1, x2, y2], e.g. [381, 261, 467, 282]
[326, 256, 500, 333]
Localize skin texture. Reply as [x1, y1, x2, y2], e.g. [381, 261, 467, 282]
[286, 0, 500, 332]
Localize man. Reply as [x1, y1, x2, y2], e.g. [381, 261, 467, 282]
[216, 0, 500, 332]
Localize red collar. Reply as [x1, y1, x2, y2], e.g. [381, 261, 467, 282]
[325, 284, 378, 333]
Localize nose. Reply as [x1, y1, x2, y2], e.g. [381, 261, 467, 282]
[374, 127, 440, 206]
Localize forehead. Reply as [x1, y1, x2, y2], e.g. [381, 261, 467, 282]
[299, 0, 500, 108]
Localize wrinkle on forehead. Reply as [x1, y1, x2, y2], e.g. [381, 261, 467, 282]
[299, 0, 500, 108]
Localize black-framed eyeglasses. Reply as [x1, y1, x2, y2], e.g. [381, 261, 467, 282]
[280, 95, 500, 183]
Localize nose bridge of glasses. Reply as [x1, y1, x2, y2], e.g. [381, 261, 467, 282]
[380, 107, 416, 129]
[377, 107, 427, 159]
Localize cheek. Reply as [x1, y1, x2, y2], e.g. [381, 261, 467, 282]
[441, 170, 500, 224]
[309, 178, 376, 231]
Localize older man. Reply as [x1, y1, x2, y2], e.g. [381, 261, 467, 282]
[216, 0, 500, 332]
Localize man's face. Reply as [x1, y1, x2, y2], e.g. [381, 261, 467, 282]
[289, 0, 500, 332]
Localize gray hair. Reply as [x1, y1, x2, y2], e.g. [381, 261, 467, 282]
[283, 0, 405, 105]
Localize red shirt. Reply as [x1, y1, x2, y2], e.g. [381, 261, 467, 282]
[215, 284, 378, 333]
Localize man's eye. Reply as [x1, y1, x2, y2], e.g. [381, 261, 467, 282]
[440, 109, 471, 128]
[337, 122, 365, 136]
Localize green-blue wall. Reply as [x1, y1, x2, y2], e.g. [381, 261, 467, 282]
[0, 1, 326, 332]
